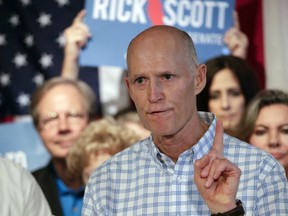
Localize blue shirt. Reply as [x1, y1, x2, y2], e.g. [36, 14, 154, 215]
[56, 174, 84, 216]
[82, 112, 288, 215]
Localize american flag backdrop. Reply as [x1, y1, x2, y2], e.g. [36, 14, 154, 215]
[0, 0, 101, 122]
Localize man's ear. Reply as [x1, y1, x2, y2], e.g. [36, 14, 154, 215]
[124, 76, 130, 90]
[194, 64, 207, 95]
[124, 76, 135, 103]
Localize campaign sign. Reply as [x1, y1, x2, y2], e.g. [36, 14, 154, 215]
[0, 121, 50, 172]
[80, 0, 235, 68]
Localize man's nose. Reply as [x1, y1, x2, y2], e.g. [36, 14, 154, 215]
[147, 79, 162, 103]
[57, 115, 70, 131]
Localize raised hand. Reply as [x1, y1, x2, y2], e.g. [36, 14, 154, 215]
[224, 11, 248, 59]
[194, 121, 242, 214]
[62, 10, 91, 79]
[64, 10, 91, 57]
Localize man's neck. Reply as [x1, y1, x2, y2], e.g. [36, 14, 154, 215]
[52, 158, 82, 189]
[153, 120, 209, 163]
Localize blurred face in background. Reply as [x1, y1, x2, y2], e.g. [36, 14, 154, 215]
[249, 104, 288, 169]
[82, 151, 112, 184]
[208, 69, 245, 133]
[37, 84, 89, 159]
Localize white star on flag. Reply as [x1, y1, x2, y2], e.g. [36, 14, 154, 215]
[16, 92, 30, 107]
[55, 0, 70, 7]
[24, 34, 34, 47]
[9, 14, 20, 27]
[32, 73, 44, 86]
[0, 73, 10, 87]
[20, 0, 31, 6]
[56, 33, 66, 47]
[0, 34, 7, 46]
[37, 12, 52, 28]
[39, 53, 53, 69]
[13, 53, 27, 68]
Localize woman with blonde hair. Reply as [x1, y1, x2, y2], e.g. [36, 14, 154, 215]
[67, 116, 140, 184]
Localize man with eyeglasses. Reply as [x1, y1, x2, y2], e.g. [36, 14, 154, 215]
[30, 77, 97, 216]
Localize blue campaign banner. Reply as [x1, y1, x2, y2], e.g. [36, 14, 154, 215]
[80, 0, 235, 68]
[0, 121, 50, 172]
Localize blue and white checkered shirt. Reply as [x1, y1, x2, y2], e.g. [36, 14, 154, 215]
[82, 112, 288, 215]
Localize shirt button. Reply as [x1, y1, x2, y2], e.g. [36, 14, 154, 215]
[176, 176, 182, 184]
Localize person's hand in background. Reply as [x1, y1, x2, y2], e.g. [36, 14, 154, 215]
[62, 10, 91, 79]
[224, 11, 248, 59]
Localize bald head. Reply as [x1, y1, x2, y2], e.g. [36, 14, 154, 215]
[126, 25, 198, 72]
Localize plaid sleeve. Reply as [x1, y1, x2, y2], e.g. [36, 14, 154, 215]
[255, 157, 288, 214]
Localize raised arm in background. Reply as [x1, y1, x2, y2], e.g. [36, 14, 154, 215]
[61, 10, 91, 79]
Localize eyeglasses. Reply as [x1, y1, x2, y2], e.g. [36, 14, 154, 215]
[39, 110, 88, 130]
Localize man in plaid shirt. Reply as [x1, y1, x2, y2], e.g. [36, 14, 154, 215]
[82, 25, 288, 215]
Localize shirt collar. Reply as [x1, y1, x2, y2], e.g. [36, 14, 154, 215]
[192, 112, 216, 161]
[56, 177, 85, 195]
[51, 164, 85, 195]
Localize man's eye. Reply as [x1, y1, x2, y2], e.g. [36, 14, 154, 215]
[163, 74, 172, 80]
[135, 77, 144, 84]
[67, 112, 85, 119]
[43, 117, 57, 124]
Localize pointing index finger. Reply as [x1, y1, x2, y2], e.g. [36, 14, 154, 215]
[212, 120, 224, 157]
[233, 10, 240, 30]
[73, 9, 86, 25]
